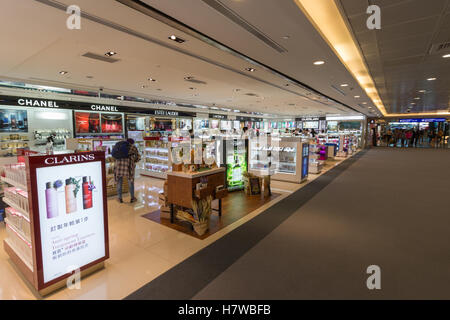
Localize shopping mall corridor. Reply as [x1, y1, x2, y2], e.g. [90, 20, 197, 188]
[127, 148, 450, 299]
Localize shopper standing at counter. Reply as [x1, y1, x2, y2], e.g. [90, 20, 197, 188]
[112, 138, 141, 203]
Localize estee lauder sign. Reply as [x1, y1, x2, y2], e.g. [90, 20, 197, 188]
[0, 95, 196, 117]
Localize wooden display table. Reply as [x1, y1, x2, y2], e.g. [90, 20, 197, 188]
[167, 167, 226, 223]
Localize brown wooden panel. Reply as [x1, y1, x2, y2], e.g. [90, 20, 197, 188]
[168, 171, 225, 209]
[143, 191, 281, 240]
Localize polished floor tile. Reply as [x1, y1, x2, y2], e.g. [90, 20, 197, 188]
[0, 155, 351, 299]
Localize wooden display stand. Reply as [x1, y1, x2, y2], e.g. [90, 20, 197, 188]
[2, 151, 109, 296]
[167, 167, 226, 223]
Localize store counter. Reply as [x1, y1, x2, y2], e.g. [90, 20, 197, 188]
[167, 167, 226, 222]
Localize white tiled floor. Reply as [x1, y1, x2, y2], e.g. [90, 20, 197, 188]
[0, 154, 352, 300]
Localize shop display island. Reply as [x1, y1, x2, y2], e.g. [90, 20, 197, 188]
[142, 137, 172, 179]
[1, 151, 109, 296]
[167, 167, 226, 224]
[249, 137, 309, 184]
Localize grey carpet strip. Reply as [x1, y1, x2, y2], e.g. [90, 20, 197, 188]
[125, 150, 367, 300]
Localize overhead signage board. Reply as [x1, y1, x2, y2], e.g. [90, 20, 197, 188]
[0, 95, 195, 117]
[398, 118, 446, 123]
[209, 113, 227, 120]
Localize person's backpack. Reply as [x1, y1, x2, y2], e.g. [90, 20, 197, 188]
[111, 141, 130, 159]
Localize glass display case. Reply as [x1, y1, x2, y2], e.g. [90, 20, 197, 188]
[249, 137, 308, 183]
[308, 143, 322, 174]
[142, 137, 171, 179]
[127, 130, 145, 170]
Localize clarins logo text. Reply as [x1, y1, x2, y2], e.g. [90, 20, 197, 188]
[45, 154, 95, 165]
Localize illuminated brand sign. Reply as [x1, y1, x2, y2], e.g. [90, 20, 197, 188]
[399, 118, 446, 123]
[44, 154, 95, 165]
[0, 95, 195, 117]
[90, 105, 119, 112]
[18, 98, 60, 108]
[154, 110, 179, 116]
[209, 113, 227, 119]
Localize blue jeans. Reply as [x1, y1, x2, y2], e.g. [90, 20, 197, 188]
[117, 177, 134, 200]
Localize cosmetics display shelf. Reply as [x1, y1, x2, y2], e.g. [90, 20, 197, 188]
[3, 151, 109, 295]
[141, 137, 172, 179]
[1, 176, 27, 190]
[1, 163, 33, 271]
[3, 196, 29, 220]
[249, 137, 308, 183]
[34, 129, 71, 146]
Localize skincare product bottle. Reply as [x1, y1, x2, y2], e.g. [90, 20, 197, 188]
[82, 176, 93, 209]
[45, 182, 59, 219]
[65, 178, 77, 214]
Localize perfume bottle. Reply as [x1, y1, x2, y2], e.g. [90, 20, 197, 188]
[45, 182, 58, 219]
[65, 178, 77, 214]
[82, 176, 93, 209]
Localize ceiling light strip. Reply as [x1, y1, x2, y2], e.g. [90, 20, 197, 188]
[113, 0, 362, 113]
[293, 0, 387, 116]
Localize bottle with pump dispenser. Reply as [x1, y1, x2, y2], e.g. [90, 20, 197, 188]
[65, 178, 77, 214]
[45, 182, 58, 219]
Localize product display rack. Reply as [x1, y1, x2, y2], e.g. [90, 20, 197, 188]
[141, 137, 171, 179]
[33, 129, 71, 148]
[1, 151, 109, 295]
[308, 143, 322, 174]
[249, 137, 309, 183]
[65, 138, 128, 196]
[127, 131, 145, 170]
[0, 134, 30, 157]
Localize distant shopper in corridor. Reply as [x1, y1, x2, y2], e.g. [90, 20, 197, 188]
[113, 138, 141, 203]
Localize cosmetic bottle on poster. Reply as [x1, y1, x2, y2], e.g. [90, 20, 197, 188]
[65, 178, 77, 214]
[45, 182, 58, 219]
[82, 176, 93, 209]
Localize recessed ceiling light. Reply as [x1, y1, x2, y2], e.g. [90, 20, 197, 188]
[442, 54, 450, 58]
[362, 102, 367, 104]
[184, 76, 194, 80]
[189, 87, 196, 90]
[313, 61, 325, 65]
[411, 103, 416, 105]
[245, 67, 256, 72]
[59, 71, 68, 75]
[148, 78, 156, 82]
[169, 35, 185, 43]
[414, 97, 421, 100]
[340, 83, 349, 87]
[141, 85, 147, 88]
[105, 51, 117, 57]
[354, 95, 360, 98]
[282, 35, 290, 39]
[418, 90, 426, 93]
[427, 77, 436, 81]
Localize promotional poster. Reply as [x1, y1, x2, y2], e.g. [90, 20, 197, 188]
[0, 109, 28, 132]
[101, 113, 123, 133]
[35, 159, 105, 284]
[75, 112, 101, 133]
